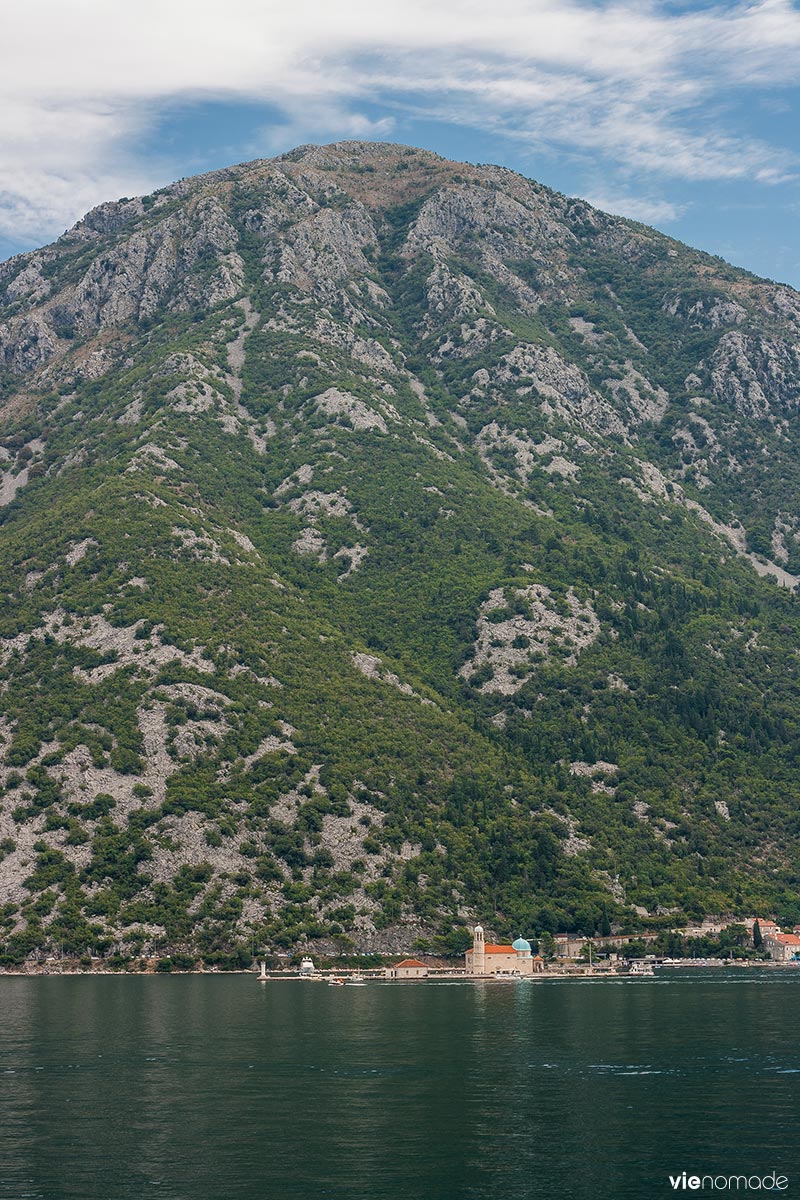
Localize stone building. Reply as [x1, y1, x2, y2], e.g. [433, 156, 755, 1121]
[750, 919, 780, 944]
[554, 931, 660, 958]
[385, 958, 430, 980]
[763, 932, 800, 962]
[465, 926, 541, 976]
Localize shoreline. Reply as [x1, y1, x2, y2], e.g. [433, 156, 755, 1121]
[2, 960, 797, 980]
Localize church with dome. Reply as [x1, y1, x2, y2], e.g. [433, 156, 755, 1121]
[465, 926, 544, 976]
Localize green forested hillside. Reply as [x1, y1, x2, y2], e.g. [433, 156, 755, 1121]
[0, 141, 799, 966]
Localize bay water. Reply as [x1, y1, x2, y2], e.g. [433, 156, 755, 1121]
[1, 970, 798, 1199]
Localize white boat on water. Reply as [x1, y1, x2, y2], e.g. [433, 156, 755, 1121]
[345, 972, 366, 986]
[328, 976, 345, 987]
[628, 961, 655, 976]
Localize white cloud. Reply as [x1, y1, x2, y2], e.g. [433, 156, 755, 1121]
[583, 192, 687, 225]
[252, 106, 396, 159]
[0, 97, 164, 243]
[1, 0, 799, 252]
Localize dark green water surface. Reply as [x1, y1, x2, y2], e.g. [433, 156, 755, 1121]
[1, 971, 799, 1199]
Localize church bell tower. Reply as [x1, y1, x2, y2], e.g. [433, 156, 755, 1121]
[473, 925, 485, 976]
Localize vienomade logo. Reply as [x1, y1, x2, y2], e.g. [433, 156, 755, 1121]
[668, 1173, 789, 1191]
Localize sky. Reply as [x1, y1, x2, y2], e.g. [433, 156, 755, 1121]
[2, 0, 800, 286]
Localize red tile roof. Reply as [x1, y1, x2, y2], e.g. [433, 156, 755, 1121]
[468, 944, 522, 955]
[392, 959, 428, 968]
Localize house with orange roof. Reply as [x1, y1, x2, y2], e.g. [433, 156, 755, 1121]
[385, 958, 429, 980]
[763, 932, 800, 962]
[751, 918, 780, 942]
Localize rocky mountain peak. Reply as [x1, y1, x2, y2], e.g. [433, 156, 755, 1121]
[1, 142, 800, 966]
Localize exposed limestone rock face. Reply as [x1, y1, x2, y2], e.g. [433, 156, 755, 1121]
[352, 652, 433, 705]
[0, 198, 245, 375]
[291, 526, 328, 560]
[494, 343, 627, 437]
[772, 286, 800, 325]
[604, 361, 669, 425]
[663, 293, 746, 329]
[710, 332, 800, 418]
[3, 137, 799, 470]
[423, 260, 492, 325]
[406, 183, 572, 291]
[461, 584, 600, 695]
[3, 260, 51, 305]
[476, 422, 583, 487]
[275, 204, 378, 295]
[314, 387, 388, 432]
[0, 316, 57, 373]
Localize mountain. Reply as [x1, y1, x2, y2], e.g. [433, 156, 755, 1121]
[1, 140, 800, 967]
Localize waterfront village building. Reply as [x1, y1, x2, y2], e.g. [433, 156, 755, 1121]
[385, 959, 430, 980]
[763, 932, 800, 962]
[465, 926, 544, 976]
[554, 931, 659, 958]
[751, 919, 781, 942]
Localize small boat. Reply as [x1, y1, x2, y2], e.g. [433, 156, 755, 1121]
[628, 961, 655, 976]
[345, 972, 366, 986]
[328, 977, 345, 987]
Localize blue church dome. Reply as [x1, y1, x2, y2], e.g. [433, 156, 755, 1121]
[512, 937, 532, 953]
